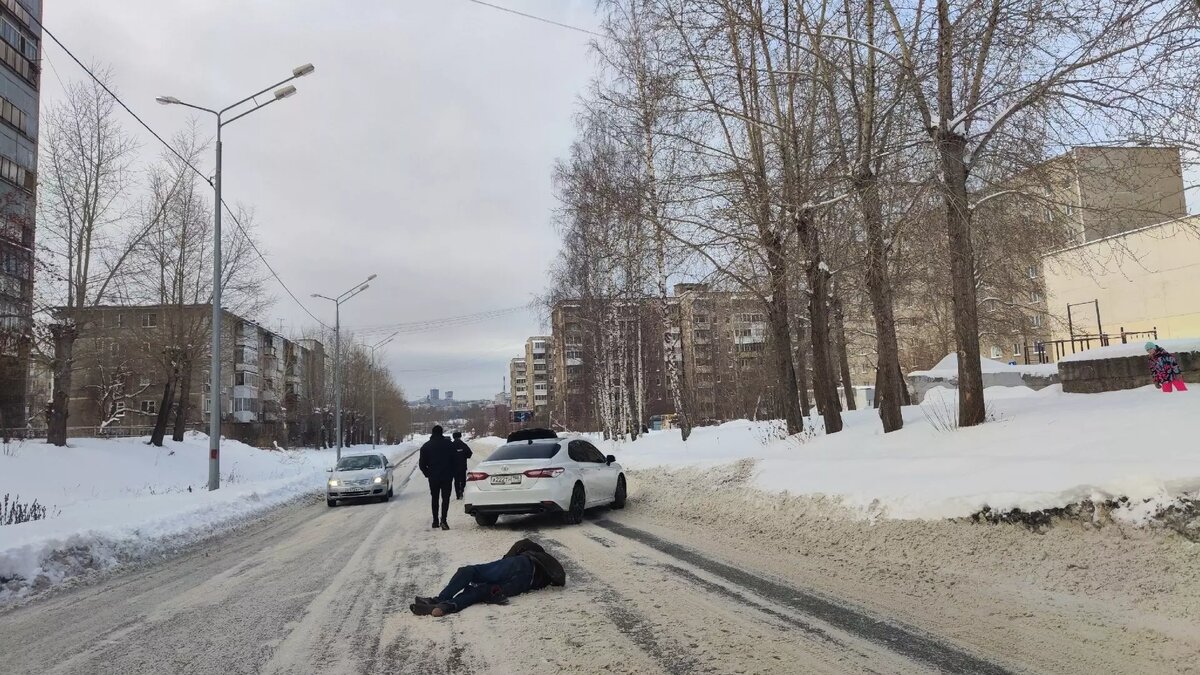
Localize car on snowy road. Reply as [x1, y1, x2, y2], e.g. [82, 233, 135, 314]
[326, 453, 395, 506]
[463, 436, 626, 526]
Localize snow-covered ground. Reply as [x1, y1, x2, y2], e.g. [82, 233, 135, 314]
[594, 384, 1200, 521]
[0, 433, 417, 602]
[909, 352, 1060, 377]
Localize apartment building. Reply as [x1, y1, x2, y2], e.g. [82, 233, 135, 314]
[0, 0, 40, 429]
[508, 357, 528, 412]
[550, 300, 673, 431]
[966, 146, 1188, 365]
[525, 336, 553, 414]
[64, 305, 325, 444]
[546, 284, 773, 430]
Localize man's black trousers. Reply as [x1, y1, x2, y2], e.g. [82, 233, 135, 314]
[429, 478, 452, 521]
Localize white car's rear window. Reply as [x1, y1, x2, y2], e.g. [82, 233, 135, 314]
[488, 443, 561, 461]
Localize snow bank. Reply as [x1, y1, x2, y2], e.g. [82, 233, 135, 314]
[600, 385, 1200, 521]
[1057, 337, 1200, 363]
[0, 433, 417, 602]
[910, 352, 1058, 377]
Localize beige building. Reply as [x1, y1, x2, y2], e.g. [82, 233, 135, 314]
[972, 145, 1188, 364]
[508, 357, 528, 411]
[525, 336, 552, 413]
[1043, 215, 1200, 344]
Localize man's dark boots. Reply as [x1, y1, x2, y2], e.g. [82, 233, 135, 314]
[440, 520, 450, 530]
[432, 519, 439, 529]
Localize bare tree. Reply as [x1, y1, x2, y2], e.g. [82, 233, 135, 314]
[38, 72, 140, 446]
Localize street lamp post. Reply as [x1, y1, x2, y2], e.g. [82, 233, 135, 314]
[366, 330, 401, 448]
[157, 63, 316, 492]
[312, 275, 376, 460]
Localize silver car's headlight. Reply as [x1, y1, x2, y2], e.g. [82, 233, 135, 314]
[328, 479, 339, 487]
[373, 476, 384, 484]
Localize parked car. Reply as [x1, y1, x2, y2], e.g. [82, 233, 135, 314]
[464, 436, 626, 526]
[326, 453, 395, 506]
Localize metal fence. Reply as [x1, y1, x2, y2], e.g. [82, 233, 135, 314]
[1024, 326, 1157, 364]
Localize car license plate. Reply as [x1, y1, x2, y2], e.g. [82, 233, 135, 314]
[490, 474, 521, 486]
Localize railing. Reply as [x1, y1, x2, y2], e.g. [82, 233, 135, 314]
[1024, 326, 1157, 364]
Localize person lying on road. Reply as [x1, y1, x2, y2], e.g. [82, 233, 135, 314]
[410, 539, 566, 617]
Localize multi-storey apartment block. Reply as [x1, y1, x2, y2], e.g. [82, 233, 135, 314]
[64, 305, 324, 445]
[0, 0, 40, 430]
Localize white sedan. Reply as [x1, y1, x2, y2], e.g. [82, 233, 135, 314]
[464, 437, 627, 526]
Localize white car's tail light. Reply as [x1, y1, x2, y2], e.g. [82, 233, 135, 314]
[466, 471, 489, 481]
[523, 468, 564, 478]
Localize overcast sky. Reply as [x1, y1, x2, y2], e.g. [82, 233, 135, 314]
[41, 0, 602, 400]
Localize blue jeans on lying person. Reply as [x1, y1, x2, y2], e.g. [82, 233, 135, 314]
[436, 554, 534, 612]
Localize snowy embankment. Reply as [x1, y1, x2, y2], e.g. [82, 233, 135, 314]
[598, 384, 1200, 522]
[0, 433, 418, 603]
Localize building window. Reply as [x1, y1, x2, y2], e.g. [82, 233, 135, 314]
[115, 401, 126, 413]
[990, 346, 1002, 359]
[140, 400, 157, 414]
[139, 376, 150, 387]
[1030, 314, 1043, 328]
[1029, 291, 1043, 303]
[114, 313, 124, 328]
[142, 313, 157, 328]
[1026, 265, 1039, 279]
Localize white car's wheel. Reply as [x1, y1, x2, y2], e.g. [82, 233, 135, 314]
[563, 483, 586, 525]
[612, 475, 627, 509]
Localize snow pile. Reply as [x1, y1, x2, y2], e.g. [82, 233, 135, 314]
[0, 433, 417, 602]
[910, 352, 1058, 378]
[1057, 337, 1200, 363]
[600, 384, 1200, 521]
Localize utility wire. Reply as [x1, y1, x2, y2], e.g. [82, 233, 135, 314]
[463, 0, 603, 38]
[32, 16, 331, 329]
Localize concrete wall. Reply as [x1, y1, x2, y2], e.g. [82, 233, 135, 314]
[1060, 351, 1199, 393]
[908, 371, 1060, 404]
[1044, 216, 1200, 341]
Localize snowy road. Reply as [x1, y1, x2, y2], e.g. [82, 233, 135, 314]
[0, 444, 1121, 674]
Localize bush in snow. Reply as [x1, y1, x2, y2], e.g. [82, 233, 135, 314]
[1, 494, 57, 526]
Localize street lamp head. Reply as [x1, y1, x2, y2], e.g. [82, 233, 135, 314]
[359, 284, 370, 292]
[274, 85, 298, 100]
[156, 96, 182, 106]
[367, 274, 378, 282]
[293, 63, 316, 78]
[310, 293, 320, 298]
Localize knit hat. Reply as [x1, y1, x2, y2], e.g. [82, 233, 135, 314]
[1144, 341, 1156, 352]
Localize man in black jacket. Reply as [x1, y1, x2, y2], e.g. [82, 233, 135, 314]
[410, 539, 566, 617]
[419, 425, 456, 530]
[450, 431, 473, 500]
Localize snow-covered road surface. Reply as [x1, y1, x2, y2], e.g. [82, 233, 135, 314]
[0, 442, 1194, 674]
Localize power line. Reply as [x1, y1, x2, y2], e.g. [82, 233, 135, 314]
[32, 17, 332, 330]
[347, 305, 530, 337]
[463, 0, 603, 38]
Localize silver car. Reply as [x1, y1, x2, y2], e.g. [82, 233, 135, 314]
[326, 453, 394, 506]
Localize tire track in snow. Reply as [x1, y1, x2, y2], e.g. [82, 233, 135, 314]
[539, 536, 707, 675]
[594, 519, 1013, 675]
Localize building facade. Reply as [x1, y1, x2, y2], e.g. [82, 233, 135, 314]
[1043, 215, 1200, 344]
[508, 357, 528, 412]
[0, 0, 39, 431]
[544, 284, 774, 431]
[967, 146, 1188, 365]
[64, 305, 325, 445]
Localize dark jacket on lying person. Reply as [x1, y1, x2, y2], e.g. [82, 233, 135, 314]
[411, 539, 565, 617]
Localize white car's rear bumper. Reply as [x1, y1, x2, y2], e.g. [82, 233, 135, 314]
[463, 480, 572, 515]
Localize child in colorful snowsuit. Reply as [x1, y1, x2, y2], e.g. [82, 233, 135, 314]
[1146, 342, 1188, 392]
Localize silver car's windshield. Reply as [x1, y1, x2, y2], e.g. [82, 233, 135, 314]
[337, 455, 383, 471]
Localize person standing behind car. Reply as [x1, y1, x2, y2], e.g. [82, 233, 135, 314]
[419, 425, 456, 530]
[451, 431, 473, 500]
